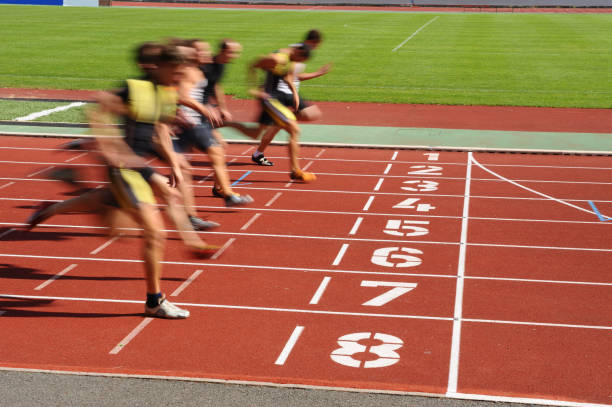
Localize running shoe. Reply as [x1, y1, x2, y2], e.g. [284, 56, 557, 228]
[212, 185, 224, 198]
[26, 201, 55, 230]
[290, 170, 317, 182]
[252, 153, 274, 166]
[61, 138, 91, 151]
[48, 167, 80, 186]
[225, 194, 254, 207]
[189, 215, 220, 231]
[145, 298, 190, 319]
[191, 245, 222, 259]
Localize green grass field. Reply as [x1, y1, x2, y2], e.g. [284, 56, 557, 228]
[0, 5, 611, 108]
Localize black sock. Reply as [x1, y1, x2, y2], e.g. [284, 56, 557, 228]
[146, 292, 163, 308]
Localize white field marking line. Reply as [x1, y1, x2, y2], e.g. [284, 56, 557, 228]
[197, 171, 215, 185]
[348, 217, 363, 235]
[471, 155, 610, 219]
[229, 157, 238, 163]
[383, 163, 392, 174]
[302, 161, 314, 172]
[240, 213, 261, 231]
[392, 16, 439, 52]
[13, 102, 86, 122]
[275, 326, 305, 365]
[466, 275, 612, 287]
[265, 192, 282, 207]
[171, 269, 204, 297]
[284, 180, 294, 188]
[0, 228, 15, 239]
[109, 318, 154, 355]
[332, 243, 350, 266]
[2, 221, 612, 250]
[0, 182, 15, 190]
[362, 196, 375, 211]
[241, 146, 255, 155]
[449, 393, 611, 407]
[90, 234, 122, 255]
[210, 238, 236, 260]
[309, 277, 332, 305]
[34, 263, 78, 291]
[64, 152, 88, 163]
[373, 178, 384, 191]
[447, 151, 472, 395]
[391, 151, 398, 161]
[315, 148, 326, 158]
[26, 166, 54, 178]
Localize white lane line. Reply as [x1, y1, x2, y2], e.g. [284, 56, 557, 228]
[471, 155, 606, 218]
[302, 161, 314, 171]
[362, 196, 375, 211]
[240, 213, 261, 231]
[265, 192, 283, 207]
[447, 151, 473, 395]
[210, 238, 236, 260]
[171, 269, 204, 297]
[348, 217, 363, 235]
[450, 392, 612, 407]
[109, 318, 154, 355]
[90, 235, 122, 255]
[391, 151, 398, 161]
[392, 16, 439, 52]
[383, 164, 392, 174]
[0, 228, 15, 240]
[315, 149, 326, 158]
[275, 326, 305, 365]
[26, 166, 54, 178]
[284, 180, 294, 188]
[309, 277, 331, 305]
[64, 152, 88, 163]
[13, 102, 86, 122]
[0, 182, 15, 190]
[466, 275, 612, 287]
[332, 243, 349, 266]
[197, 171, 214, 185]
[35, 264, 78, 291]
[373, 178, 384, 191]
[241, 146, 255, 155]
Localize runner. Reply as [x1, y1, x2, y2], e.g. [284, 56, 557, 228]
[227, 43, 316, 182]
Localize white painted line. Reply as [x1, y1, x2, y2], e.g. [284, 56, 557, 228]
[240, 213, 261, 231]
[35, 263, 78, 291]
[447, 151, 473, 395]
[302, 161, 314, 171]
[424, 152, 440, 161]
[109, 318, 154, 355]
[210, 238, 236, 260]
[13, 102, 86, 122]
[466, 275, 612, 287]
[383, 163, 392, 174]
[0, 182, 15, 190]
[373, 178, 384, 191]
[26, 166, 54, 178]
[332, 243, 349, 266]
[265, 192, 283, 207]
[90, 235, 122, 255]
[171, 269, 204, 297]
[348, 217, 363, 235]
[197, 171, 214, 185]
[0, 228, 15, 240]
[229, 158, 238, 163]
[315, 149, 326, 158]
[64, 152, 88, 163]
[274, 326, 304, 365]
[309, 277, 331, 305]
[362, 196, 375, 211]
[449, 392, 611, 407]
[392, 16, 439, 52]
[144, 158, 156, 165]
[471, 156, 606, 218]
[391, 151, 398, 161]
[241, 146, 254, 155]
[284, 180, 294, 188]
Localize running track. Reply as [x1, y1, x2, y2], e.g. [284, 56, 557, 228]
[0, 136, 610, 406]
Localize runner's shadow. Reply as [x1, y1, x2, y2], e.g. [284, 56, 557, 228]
[0, 264, 183, 282]
[1, 229, 105, 242]
[0, 298, 142, 318]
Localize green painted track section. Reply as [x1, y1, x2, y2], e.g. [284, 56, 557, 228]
[1, 122, 611, 154]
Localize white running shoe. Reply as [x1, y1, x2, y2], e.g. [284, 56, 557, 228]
[145, 299, 190, 319]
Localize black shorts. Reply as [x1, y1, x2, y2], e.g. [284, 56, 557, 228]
[258, 91, 309, 125]
[175, 122, 220, 152]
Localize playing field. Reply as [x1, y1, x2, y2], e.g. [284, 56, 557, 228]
[1, 4, 611, 107]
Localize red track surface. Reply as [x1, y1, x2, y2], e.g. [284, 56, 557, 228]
[0, 136, 610, 405]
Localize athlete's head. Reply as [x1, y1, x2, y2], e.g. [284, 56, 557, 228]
[182, 38, 212, 65]
[304, 29, 322, 50]
[135, 42, 163, 77]
[290, 43, 311, 62]
[155, 45, 186, 86]
[216, 39, 242, 64]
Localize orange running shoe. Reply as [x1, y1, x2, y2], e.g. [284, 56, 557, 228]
[290, 170, 317, 182]
[190, 245, 222, 259]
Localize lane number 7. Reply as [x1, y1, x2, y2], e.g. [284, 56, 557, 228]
[360, 281, 418, 306]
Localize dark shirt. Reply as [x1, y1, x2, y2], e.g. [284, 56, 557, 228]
[200, 59, 226, 104]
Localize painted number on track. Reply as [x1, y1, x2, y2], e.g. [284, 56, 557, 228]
[361, 281, 418, 306]
[371, 247, 422, 268]
[384, 220, 429, 237]
[407, 165, 443, 176]
[393, 198, 436, 212]
[331, 332, 403, 368]
[401, 180, 438, 192]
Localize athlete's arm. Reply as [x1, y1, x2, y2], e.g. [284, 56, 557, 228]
[153, 122, 183, 187]
[178, 96, 222, 127]
[297, 63, 333, 81]
[283, 71, 300, 112]
[213, 83, 232, 121]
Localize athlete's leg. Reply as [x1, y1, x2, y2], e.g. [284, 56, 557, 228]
[296, 105, 321, 122]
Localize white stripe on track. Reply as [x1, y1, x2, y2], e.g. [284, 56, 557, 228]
[34, 263, 78, 291]
[171, 269, 204, 297]
[309, 277, 332, 305]
[275, 326, 304, 365]
[109, 318, 154, 355]
[392, 16, 439, 52]
[13, 102, 86, 122]
[210, 238, 236, 260]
